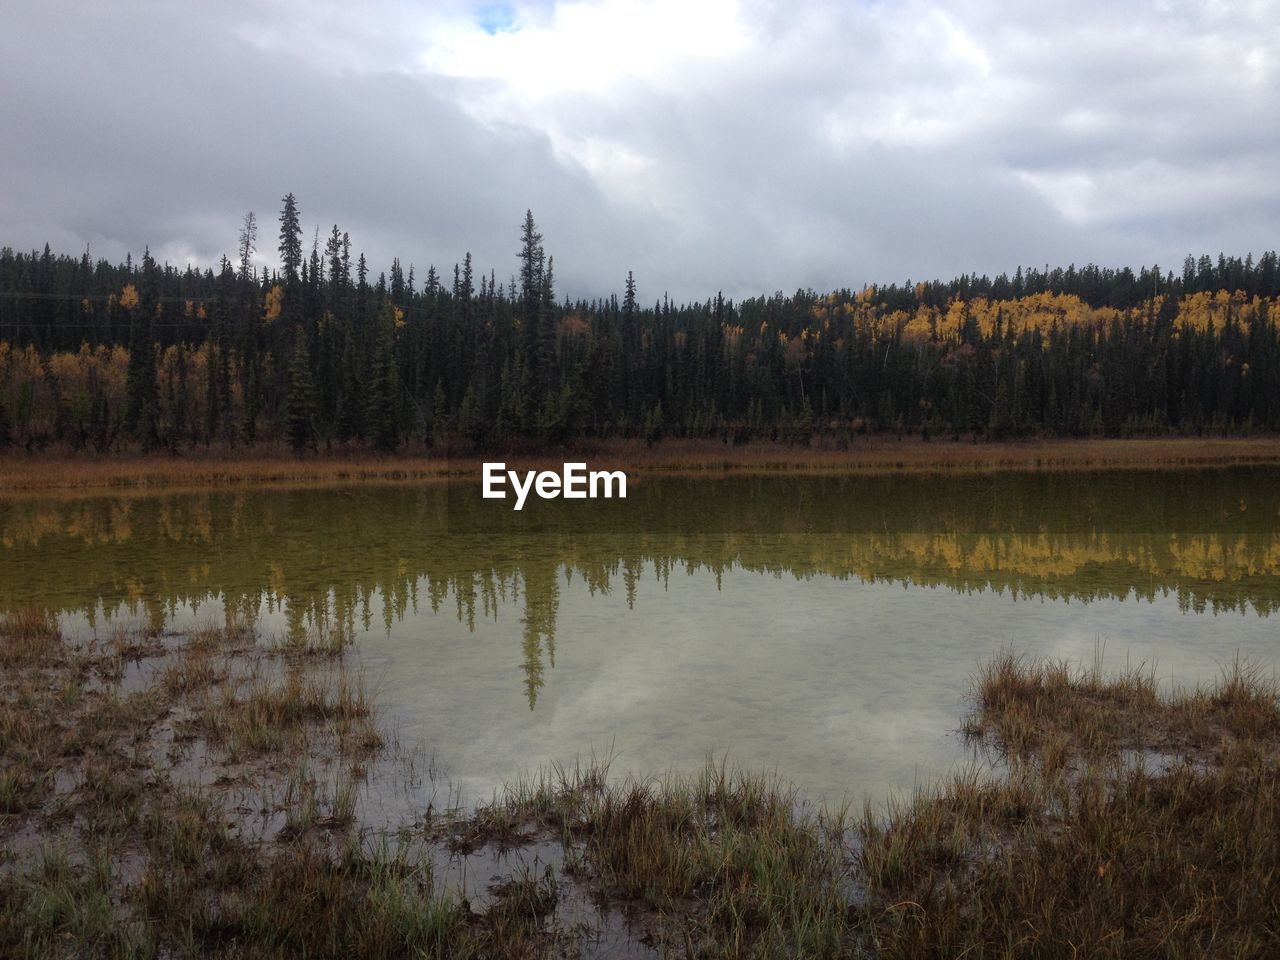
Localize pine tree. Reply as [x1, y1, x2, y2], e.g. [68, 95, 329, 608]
[238, 211, 257, 280]
[241, 361, 259, 444]
[431, 379, 448, 444]
[623, 270, 637, 317]
[125, 249, 160, 449]
[285, 329, 317, 453]
[366, 303, 401, 452]
[519, 211, 546, 395]
[278, 193, 302, 286]
[334, 337, 363, 442]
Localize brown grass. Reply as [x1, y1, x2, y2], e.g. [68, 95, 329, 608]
[5, 617, 1280, 958]
[446, 758, 855, 957]
[0, 607, 62, 668]
[0, 617, 565, 958]
[968, 650, 1280, 764]
[856, 653, 1280, 958]
[0, 436, 1277, 497]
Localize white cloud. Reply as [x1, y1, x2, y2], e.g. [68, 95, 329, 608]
[1, 0, 1277, 300]
[421, 0, 752, 98]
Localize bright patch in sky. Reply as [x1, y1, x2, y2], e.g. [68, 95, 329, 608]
[476, 4, 518, 35]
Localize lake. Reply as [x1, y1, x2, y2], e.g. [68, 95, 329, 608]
[2, 468, 1277, 807]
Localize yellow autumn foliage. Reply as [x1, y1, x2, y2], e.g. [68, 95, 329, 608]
[263, 285, 284, 324]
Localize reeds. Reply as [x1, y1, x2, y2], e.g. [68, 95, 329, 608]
[0, 607, 62, 668]
[856, 652, 1280, 958]
[970, 650, 1280, 761]
[455, 757, 855, 957]
[0, 615, 512, 959]
[5, 621, 1280, 958]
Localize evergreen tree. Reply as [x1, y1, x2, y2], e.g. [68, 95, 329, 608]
[366, 303, 401, 452]
[623, 270, 637, 317]
[335, 339, 363, 442]
[241, 361, 259, 444]
[519, 210, 546, 394]
[125, 249, 160, 449]
[238, 211, 257, 280]
[278, 193, 302, 286]
[285, 329, 317, 453]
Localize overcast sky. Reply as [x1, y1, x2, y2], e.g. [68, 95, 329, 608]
[1, 0, 1276, 302]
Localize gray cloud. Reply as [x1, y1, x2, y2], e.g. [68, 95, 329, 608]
[1, 0, 1276, 302]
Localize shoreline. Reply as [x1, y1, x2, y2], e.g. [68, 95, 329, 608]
[1, 436, 1277, 495]
[2, 613, 1276, 957]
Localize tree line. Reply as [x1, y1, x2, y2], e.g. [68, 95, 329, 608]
[1, 194, 1279, 453]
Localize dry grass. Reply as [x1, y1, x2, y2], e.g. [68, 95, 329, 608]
[0, 614, 568, 959]
[0, 436, 1277, 497]
[448, 758, 855, 957]
[858, 757, 1280, 958]
[857, 653, 1280, 959]
[5, 614, 1280, 958]
[969, 650, 1280, 763]
[0, 607, 62, 668]
[598, 435, 1280, 477]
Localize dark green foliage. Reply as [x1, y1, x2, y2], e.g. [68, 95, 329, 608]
[2, 204, 1280, 454]
[124, 249, 159, 449]
[278, 193, 302, 286]
[285, 330, 317, 453]
[365, 303, 401, 453]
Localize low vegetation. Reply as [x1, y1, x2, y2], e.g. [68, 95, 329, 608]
[442, 759, 854, 956]
[0, 612, 563, 958]
[3, 611, 1278, 957]
[1, 436, 1278, 495]
[857, 653, 1280, 959]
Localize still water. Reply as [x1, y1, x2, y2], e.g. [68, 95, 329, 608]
[2, 469, 1278, 806]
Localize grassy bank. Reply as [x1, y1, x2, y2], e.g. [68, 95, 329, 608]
[0, 436, 1278, 495]
[861, 655, 1280, 958]
[0, 610, 571, 958]
[2, 613, 1278, 957]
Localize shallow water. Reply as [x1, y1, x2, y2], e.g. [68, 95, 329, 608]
[2, 468, 1278, 806]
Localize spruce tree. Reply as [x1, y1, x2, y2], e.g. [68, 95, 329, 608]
[125, 249, 160, 449]
[366, 303, 401, 452]
[431, 379, 448, 444]
[238, 211, 257, 280]
[285, 329, 317, 453]
[335, 340, 363, 442]
[278, 193, 302, 286]
[519, 211, 546, 395]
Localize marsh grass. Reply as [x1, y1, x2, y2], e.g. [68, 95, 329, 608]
[855, 653, 1280, 959]
[0, 607, 62, 668]
[197, 664, 374, 759]
[5, 605, 1280, 958]
[0, 612, 578, 959]
[970, 650, 1280, 761]
[451, 758, 856, 957]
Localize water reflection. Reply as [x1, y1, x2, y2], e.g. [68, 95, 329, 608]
[3, 474, 1278, 630]
[3, 470, 1279, 801]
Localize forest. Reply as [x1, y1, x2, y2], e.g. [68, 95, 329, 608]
[1, 194, 1279, 454]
